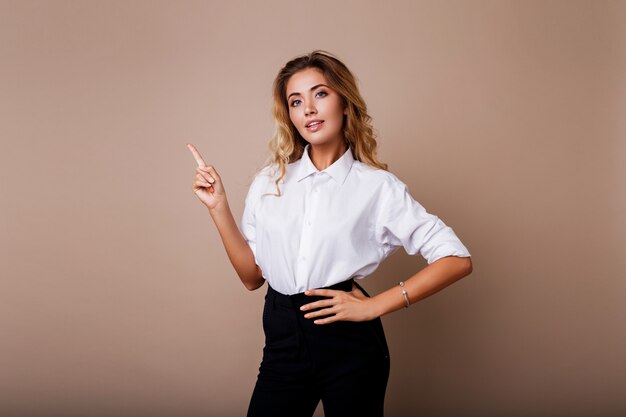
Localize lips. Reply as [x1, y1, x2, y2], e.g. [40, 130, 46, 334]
[305, 120, 324, 128]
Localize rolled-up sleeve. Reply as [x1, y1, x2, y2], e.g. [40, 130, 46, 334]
[375, 176, 471, 264]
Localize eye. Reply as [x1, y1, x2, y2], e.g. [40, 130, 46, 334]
[316, 91, 327, 98]
[290, 99, 302, 107]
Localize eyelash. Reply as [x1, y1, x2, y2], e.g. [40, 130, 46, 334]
[290, 91, 328, 107]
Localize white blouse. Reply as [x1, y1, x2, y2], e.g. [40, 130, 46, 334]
[240, 144, 471, 295]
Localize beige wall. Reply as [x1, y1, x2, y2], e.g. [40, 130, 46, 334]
[2, 1, 625, 416]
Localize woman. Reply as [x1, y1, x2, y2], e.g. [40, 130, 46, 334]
[187, 50, 472, 417]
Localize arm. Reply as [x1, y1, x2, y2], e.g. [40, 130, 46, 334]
[371, 255, 473, 318]
[300, 255, 472, 323]
[187, 143, 265, 291]
[369, 176, 474, 317]
[208, 202, 265, 291]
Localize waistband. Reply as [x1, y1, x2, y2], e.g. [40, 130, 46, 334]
[267, 279, 355, 309]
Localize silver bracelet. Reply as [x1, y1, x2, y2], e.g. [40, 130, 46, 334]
[399, 281, 410, 308]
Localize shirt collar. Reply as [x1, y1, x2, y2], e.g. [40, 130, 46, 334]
[295, 143, 354, 184]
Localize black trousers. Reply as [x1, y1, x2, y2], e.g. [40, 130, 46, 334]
[246, 278, 391, 417]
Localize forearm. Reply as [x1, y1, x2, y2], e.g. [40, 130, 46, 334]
[371, 255, 473, 318]
[208, 201, 265, 291]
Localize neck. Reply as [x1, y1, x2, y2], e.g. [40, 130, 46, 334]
[308, 141, 347, 171]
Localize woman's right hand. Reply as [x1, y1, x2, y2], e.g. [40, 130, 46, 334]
[187, 143, 227, 211]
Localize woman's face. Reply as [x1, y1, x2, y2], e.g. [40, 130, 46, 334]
[285, 67, 347, 148]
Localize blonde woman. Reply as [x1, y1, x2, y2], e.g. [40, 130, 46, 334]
[187, 50, 473, 417]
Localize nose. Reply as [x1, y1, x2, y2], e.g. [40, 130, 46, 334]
[304, 102, 317, 116]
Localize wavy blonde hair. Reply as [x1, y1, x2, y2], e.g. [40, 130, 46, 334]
[259, 50, 388, 196]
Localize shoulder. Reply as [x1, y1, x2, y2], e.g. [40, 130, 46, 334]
[244, 163, 278, 196]
[351, 160, 407, 190]
[248, 163, 279, 184]
[254, 156, 303, 185]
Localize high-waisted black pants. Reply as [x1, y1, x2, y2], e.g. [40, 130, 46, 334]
[246, 278, 391, 417]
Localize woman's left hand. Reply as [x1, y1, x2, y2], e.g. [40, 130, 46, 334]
[300, 282, 379, 324]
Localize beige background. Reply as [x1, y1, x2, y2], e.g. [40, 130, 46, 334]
[2, 1, 625, 416]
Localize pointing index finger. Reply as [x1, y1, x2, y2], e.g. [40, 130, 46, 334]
[187, 143, 207, 167]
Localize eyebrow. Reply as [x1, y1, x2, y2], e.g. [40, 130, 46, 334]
[287, 84, 329, 100]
